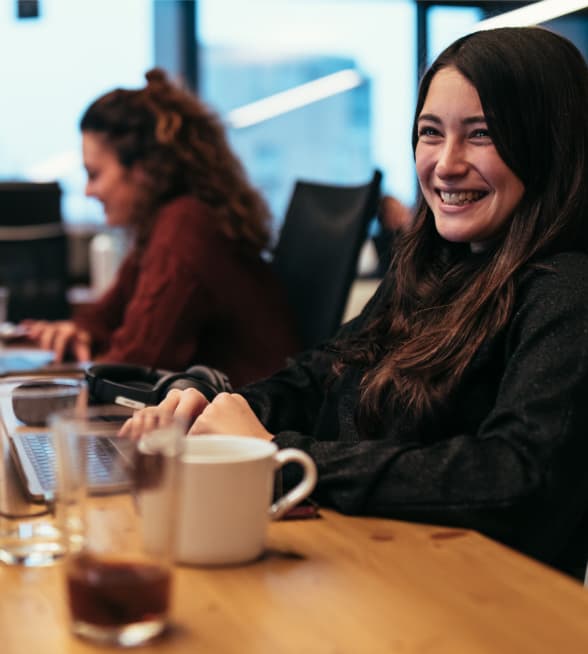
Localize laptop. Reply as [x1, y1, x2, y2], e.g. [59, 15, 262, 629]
[0, 348, 55, 376]
[1, 381, 132, 502]
[8, 430, 131, 502]
[0, 347, 89, 377]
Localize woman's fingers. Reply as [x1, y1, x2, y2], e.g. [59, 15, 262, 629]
[188, 392, 229, 434]
[38, 325, 58, 353]
[120, 406, 166, 439]
[157, 388, 183, 413]
[26, 321, 84, 363]
[119, 387, 209, 439]
[73, 337, 92, 363]
[21, 319, 44, 339]
[167, 387, 209, 431]
[190, 393, 272, 440]
[119, 389, 270, 442]
[73, 329, 92, 363]
[53, 328, 72, 363]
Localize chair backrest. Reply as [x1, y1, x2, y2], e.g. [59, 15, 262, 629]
[271, 169, 382, 350]
[0, 181, 70, 322]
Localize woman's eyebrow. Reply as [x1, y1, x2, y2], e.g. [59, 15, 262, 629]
[417, 113, 440, 124]
[463, 115, 487, 125]
[417, 113, 487, 125]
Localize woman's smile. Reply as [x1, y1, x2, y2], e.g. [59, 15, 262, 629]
[415, 66, 524, 250]
[437, 189, 488, 206]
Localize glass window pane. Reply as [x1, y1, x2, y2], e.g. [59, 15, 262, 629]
[427, 5, 483, 65]
[0, 0, 153, 225]
[199, 0, 416, 228]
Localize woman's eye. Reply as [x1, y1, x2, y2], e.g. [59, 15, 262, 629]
[418, 126, 440, 138]
[470, 128, 491, 139]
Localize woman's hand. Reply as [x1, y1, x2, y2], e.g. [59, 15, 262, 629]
[120, 387, 210, 439]
[120, 388, 273, 442]
[21, 320, 91, 363]
[190, 392, 273, 441]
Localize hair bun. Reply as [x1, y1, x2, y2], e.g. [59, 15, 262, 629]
[145, 68, 169, 87]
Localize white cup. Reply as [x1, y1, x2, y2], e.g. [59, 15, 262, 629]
[175, 435, 317, 566]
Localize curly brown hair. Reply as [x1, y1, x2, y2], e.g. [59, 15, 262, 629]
[80, 68, 272, 253]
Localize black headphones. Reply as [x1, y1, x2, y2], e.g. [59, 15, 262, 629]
[85, 363, 233, 410]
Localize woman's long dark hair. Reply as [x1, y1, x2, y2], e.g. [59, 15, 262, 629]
[334, 27, 588, 434]
[80, 68, 272, 253]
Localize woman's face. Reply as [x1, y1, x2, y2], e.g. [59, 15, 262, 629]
[415, 66, 525, 251]
[82, 131, 142, 227]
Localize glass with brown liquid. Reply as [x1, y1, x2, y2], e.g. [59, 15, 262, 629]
[66, 553, 171, 644]
[51, 406, 183, 647]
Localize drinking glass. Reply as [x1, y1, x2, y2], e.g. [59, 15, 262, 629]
[51, 405, 183, 647]
[0, 376, 86, 566]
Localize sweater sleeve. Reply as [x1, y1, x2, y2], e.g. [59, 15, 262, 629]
[243, 256, 588, 563]
[73, 254, 139, 354]
[97, 253, 212, 369]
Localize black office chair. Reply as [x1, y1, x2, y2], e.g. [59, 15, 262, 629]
[0, 181, 70, 322]
[271, 169, 382, 350]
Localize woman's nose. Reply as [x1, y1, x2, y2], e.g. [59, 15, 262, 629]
[436, 140, 468, 178]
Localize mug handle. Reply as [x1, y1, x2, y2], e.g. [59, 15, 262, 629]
[269, 448, 318, 520]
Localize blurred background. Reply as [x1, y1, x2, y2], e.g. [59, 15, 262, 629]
[1, 0, 587, 266]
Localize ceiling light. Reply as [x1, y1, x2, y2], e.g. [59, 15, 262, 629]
[475, 0, 588, 30]
[227, 69, 364, 129]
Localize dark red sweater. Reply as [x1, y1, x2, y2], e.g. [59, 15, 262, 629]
[75, 196, 301, 386]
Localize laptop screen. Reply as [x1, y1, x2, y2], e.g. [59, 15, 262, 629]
[0, 348, 54, 376]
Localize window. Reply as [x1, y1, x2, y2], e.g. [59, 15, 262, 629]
[0, 0, 153, 225]
[199, 0, 417, 228]
[3, 0, 586, 231]
[427, 5, 483, 64]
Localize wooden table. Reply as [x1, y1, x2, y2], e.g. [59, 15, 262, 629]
[1, 508, 588, 653]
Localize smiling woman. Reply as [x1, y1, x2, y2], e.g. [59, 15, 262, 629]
[125, 27, 588, 580]
[81, 132, 141, 229]
[415, 67, 525, 251]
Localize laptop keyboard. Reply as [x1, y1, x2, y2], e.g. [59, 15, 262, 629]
[18, 432, 128, 494]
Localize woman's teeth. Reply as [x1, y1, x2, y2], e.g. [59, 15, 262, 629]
[440, 190, 486, 205]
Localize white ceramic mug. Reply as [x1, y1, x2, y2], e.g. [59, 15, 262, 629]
[175, 435, 317, 565]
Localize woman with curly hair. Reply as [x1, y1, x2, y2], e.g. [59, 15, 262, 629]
[24, 69, 300, 386]
[126, 28, 588, 578]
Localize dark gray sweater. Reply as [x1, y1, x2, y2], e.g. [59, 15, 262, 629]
[242, 251, 588, 576]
